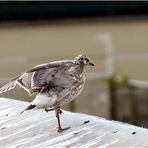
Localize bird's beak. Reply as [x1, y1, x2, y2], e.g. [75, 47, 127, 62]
[89, 62, 94, 66]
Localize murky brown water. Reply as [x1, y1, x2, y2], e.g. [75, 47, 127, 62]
[1, 18, 148, 120]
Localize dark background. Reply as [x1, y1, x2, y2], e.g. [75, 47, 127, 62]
[0, 2, 148, 22]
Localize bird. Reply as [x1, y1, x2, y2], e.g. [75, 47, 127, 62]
[0, 54, 94, 132]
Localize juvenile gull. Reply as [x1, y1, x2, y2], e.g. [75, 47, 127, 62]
[0, 54, 94, 132]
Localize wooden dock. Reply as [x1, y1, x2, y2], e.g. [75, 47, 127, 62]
[0, 98, 148, 147]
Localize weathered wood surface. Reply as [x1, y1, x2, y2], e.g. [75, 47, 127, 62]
[0, 98, 148, 147]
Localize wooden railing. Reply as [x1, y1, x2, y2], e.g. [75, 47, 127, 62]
[70, 73, 148, 127]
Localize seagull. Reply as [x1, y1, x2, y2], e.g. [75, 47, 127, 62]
[0, 54, 94, 132]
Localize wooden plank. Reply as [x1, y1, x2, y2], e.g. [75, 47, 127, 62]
[0, 98, 148, 147]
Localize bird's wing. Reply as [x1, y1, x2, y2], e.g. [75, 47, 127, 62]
[27, 60, 73, 73]
[0, 60, 74, 94]
[16, 72, 33, 93]
[0, 74, 23, 94]
[31, 60, 74, 88]
[0, 79, 17, 93]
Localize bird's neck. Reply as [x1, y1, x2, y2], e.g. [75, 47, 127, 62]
[76, 64, 85, 73]
[68, 64, 84, 75]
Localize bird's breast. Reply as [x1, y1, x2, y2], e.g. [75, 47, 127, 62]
[32, 93, 58, 108]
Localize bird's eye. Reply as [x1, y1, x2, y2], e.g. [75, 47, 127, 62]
[85, 58, 89, 63]
[80, 58, 84, 60]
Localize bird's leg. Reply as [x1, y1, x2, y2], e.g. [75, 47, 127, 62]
[55, 107, 70, 133]
[45, 107, 63, 114]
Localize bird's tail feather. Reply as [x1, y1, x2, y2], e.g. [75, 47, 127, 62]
[20, 104, 36, 114]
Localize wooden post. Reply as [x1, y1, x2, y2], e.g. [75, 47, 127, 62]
[108, 76, 118, 120]
[109, 75, 138, 124]
[128, 85, 138, 125]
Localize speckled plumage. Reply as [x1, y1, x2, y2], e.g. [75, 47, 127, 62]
[0, 54, 94, 132]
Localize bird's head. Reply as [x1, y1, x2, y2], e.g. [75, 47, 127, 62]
[75, 54, 94, 66]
